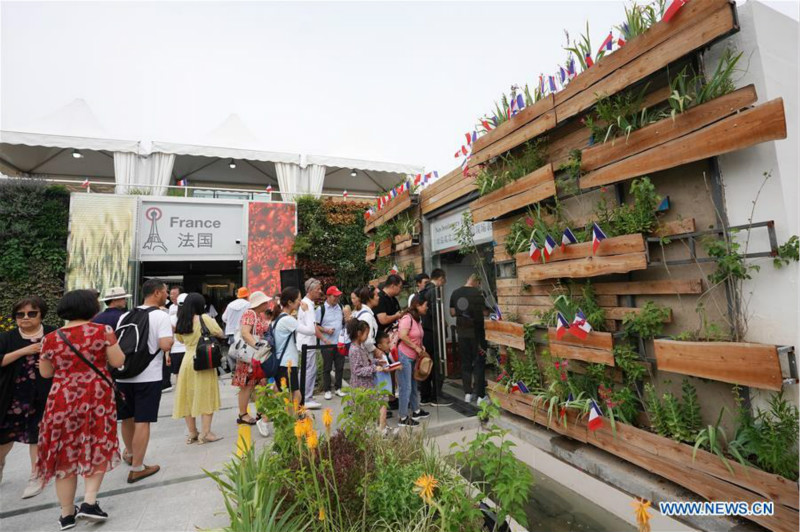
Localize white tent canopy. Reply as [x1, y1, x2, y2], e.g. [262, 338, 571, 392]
[1, 103, 424, 197]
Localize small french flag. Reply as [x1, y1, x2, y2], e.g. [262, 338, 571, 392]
[662, 0, 688, 23]
[177, 178, 188, 187]
[543, 234, 557, 260]
[515, 93, 525, 112]
[389, 264, 399, 274]
[572, 309, 593, 339]
[538, 75, 545, 95]
[510, 382, 520, 393]
[556, 312, 570, 340]
[81, 178, 90, 188]
[433, 171, 439, 179]
[516, 381, 530, 394]
[585, 53, 594, 68]
[617, 34, 626, 47]
[567, 57, 576, 78]
[592, 223, 607, 255]
[461, 145, 469, 156]
[529, 238, 542, 262]
[599, 32, 614, 53]
[561, 227, 578, 251]
[266, 184, 273, 193]
[548, 76, 557, 93]
[465, 132, 473, 146]
[494, 304, 503, 321]
[454, 149, 461, 159]
[588, 400, 604, 431]
[559, 66, 567, 84]
[342, 190, 348, 198]
[481, 119, 493, 131]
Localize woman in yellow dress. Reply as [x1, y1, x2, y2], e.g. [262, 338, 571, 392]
[172, 293, 226, 444]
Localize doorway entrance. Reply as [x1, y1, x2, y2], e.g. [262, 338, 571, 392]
[139, 260, 243, 319]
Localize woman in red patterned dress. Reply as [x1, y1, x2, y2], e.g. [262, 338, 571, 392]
[232, 291, 271, 426]
[36, 290, 125, 530]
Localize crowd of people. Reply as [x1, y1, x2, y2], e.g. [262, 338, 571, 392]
[0, 269, 490, 530]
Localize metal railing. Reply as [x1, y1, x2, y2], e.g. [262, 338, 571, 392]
[0, 175, 379, 201]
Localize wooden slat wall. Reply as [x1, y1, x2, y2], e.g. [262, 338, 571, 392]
[653, 339, 783, 391]
[581, 98, 788, 189]
[420, 168, 476, 215]
[581, 85, 758, 172]
[484, 319, 525, 350]
[471, 164, 556, 222]
[514, 234, 646, 266]
[548, 329, 615, 366]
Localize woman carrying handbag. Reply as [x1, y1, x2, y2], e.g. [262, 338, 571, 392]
[172, 293, 226, 445]
[396, 294, 431, 428]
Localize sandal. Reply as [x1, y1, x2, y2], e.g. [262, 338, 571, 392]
[198, 432, 224, 444]
[186, 432, 199, 444]
[236, 414, 257, 425]
[122, 452, 133, 466]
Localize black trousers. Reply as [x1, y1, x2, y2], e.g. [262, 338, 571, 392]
[459, 337, 486, 397]
[322, 346, 345, 392]
[419, 328, 442, 402]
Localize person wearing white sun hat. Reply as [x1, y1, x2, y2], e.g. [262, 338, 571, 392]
[232, 291, 272, 427]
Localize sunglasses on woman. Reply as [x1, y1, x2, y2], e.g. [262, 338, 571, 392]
[14, 311, 40, 319]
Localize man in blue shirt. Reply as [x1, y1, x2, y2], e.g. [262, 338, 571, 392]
[317, 286, 346, 400]
[92, 287, 131, 329]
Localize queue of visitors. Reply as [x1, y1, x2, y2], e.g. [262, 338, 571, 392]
[0, 268, 491, 529]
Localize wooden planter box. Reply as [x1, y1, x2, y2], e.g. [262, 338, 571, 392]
[488, 382, 799, 532]
[515, 233, 648, 281]
[653, 339, 783, 391]
[470, 164, 556, 223]
[364, 191, 414, 233]
[547, 328, 615, 366]
[393, 233, 417, 252]
[377, 237, 393, 258]
[580, 97, 787, 189]
[365, 242, 377, 262]
[484, 320, 525, 350]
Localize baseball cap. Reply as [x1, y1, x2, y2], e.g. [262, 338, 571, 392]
[326, 286, 343, 297]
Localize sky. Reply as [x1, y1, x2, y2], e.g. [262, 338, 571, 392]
[1, 0, 798, 176]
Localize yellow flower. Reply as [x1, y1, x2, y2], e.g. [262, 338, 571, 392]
[283, 397, 290, 406]
[280, 377, 288, 389]
[306, 429, 319, 451]
[631, 498, 652, 532]
[318, 507, 325, 521]
[322, 408, 333, 432]
[294, 419, 309, 440]
[414, 474, 438, 504]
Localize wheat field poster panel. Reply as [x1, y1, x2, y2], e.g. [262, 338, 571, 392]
[66, 194, 136, 296]
[247, 202, 296, 297]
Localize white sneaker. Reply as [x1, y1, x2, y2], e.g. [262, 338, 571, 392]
[335, 389, 346, 397]
[162, 386, 173, 393]
[21, 477, 43, 499]
[324, 391, 333, 400]
[476, 396, 488, 406]
[464, 393, 473, 403]
[305, 400, 322, 409]
[256, 419, 271, 438]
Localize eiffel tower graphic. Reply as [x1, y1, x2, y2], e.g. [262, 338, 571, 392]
[142, 207, 168, 253]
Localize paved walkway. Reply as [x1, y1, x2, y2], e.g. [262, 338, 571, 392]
[0, 374, 473, 532]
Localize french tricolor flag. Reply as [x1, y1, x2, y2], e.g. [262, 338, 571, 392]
[81, 178, 90, 188]
[481, 119, 493, 132]
[543, 234, 557, 260]
[588, 400, 604, 431]
[617, 34, 626, 47]
[599, 32, 613, 53]
[538, 75, 545, 95]
[585, 53, 594, 68]
[529, 238, 542, 262]
[389, 264, 399, 274]
[592, 223, 607, 255]
[567, 57, 577, 79]
[266, 184, 273, 193]
[342, 190, 348, 198]
[556, 312, 570, 340]
[548, 76, 557, 93]
[561, 227, 578, 251]
[516, 381, 530, 393]
[570, 309, 591, 340]
[177, 178, 188, 187]
[559, 66, 567, 84]
[465, 132, 473, 146]
[662, 0, 689, 23]
[515, 93, 525, 113]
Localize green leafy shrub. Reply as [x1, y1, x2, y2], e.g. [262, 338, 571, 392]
[774, 235, 799, 268]
[704, 235, 759, 286]
[595, 177, 661, 237]
[645, 379, 702, 443]
[613, 343, 646, 385]
[475, 138, 548, 196]
[584, 85, 664, 143]
[644, 383, 668, 436]
[622, 301, 670, 340]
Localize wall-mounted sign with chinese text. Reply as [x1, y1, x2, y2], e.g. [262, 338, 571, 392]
[138, 200, 245, 261]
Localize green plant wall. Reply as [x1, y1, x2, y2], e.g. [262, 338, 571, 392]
[0, 179, 70, 327]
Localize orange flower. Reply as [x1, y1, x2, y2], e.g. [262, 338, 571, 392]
[631, 498, 652, 532]
[318, 507, 325, 521]
[294, 419, 309, 440]
[280, 377, 288, 389]
[306, 429, 319, 451]
[322, 408, 333, 432]
[414, 474, 438, 504]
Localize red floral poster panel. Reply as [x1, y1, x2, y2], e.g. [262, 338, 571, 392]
[247, 202, 296, 297]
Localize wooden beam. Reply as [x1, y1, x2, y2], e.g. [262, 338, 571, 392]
[654, 339, 783, 391]
[555, 1, 737, 123]
[580, 98, 788, 189]
[469, 111, 557, 168]
[550, 342, 615, 365]
[593, 279, 703, 295]
[547, 329, 613, 350]
[517, 253, 649, 281]
[470, 94, 555, 156]
[515, 234, 646, 266]
[471, 164, 556, 222]
[364, 190, 414, 232]
[581, 85, 758, 172]
[653, 218, 696, 237]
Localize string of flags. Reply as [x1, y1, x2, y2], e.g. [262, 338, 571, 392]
[363, 171, 439, 220]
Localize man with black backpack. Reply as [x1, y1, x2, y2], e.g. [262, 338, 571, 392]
[115, 279, 174, 484]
